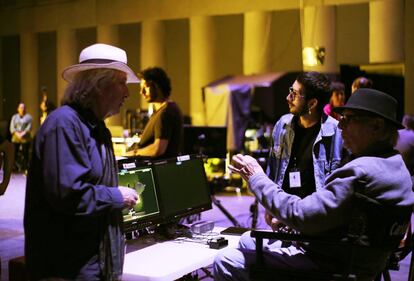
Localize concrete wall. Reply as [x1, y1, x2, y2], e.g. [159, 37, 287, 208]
[0, 0, 411, 127]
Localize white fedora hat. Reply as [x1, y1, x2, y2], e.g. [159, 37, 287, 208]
[62, 43, 140, 83]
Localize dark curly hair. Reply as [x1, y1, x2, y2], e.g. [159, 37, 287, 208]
[296, 71, 332, 113]
[138, 67, 172, 98]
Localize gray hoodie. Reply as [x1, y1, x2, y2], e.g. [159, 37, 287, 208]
[249, 152, 414, 280]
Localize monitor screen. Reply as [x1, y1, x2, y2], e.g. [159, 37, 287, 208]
[118, 158, 161, 232]
[152, 155, 212, 223]
[182, 126, 227, 158]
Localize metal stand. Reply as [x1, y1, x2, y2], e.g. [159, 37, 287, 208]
[250, 198, 259, 229]
[211, 195, 242, 227]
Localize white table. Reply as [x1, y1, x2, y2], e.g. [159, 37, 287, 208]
[122, 227, 243, 281]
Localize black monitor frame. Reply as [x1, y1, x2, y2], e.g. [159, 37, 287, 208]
[152, 154, 212, 226]
[118, 155, 212, 234]
[117, 158, 163, 232]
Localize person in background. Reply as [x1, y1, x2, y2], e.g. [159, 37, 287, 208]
[214, 88, 414, 281]
[0, 135, 14, 195]
[125, 67, 183, 159]
[39, 86, 56, 125]
[323, 81, 345, 120]
[351, 76, 373, 93]
[9, 102, 32, 172]
[24, 43, 139, 281]
[395, 114, 414, 176]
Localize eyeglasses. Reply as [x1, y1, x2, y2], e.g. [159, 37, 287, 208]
[288, 87, 305, 101]
[339, 114, 371, 126]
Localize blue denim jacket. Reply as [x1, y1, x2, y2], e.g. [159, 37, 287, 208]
[266, 113, 344, 190]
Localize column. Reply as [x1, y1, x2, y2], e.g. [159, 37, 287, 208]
[369, 0, 404, 63]
[97, 24, 122, 127]
[20, 32, 39, 130]
[56, 28, 77, 107]
[140, 20, 167, 110]
[97, 24, 119, 46]
[0, 38, 3, 120]
[190, 16, 219, 125]
[405, 0, 414, 114]
[302, 5, 337, 73]
[243, 11, 272, 75]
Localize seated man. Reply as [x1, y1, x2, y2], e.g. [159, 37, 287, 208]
[214, 88, 414, 281]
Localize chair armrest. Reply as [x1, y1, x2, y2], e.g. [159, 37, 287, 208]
[251, 229, 348, 244]
[250, 230, 351, 266]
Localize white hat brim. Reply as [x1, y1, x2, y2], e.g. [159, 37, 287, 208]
[62, 62, 140, 84]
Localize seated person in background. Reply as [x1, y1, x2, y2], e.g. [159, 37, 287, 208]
[10, 102, 32, 171]
[125, 67, 183, 159]
[323, 81, 345, 120]
[214, 88, 414, 281]
[0, 135, 14, 195]
[351, 76, 373, 94]
[395, 114, 414, 176]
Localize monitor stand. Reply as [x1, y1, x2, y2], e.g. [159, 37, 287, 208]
[156, 222, 192, 240]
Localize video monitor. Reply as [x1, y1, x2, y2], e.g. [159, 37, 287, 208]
[182, 126, 227, 158]
[152, 155, 212, 223]
[117, 158, 161, 232]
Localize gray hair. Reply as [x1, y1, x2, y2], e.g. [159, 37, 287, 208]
[61, 68, 118, 108]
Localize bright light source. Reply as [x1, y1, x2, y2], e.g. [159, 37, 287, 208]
[302, 46, 325, 67]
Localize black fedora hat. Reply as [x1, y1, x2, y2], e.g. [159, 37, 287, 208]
[333, 88, 403, 129]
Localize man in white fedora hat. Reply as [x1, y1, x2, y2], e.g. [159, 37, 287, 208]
[24, 43, 139, 281]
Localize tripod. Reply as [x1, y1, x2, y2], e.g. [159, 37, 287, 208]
[203, 155, 242, 227]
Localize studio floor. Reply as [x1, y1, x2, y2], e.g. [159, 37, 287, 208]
[0, 173, 411, 281]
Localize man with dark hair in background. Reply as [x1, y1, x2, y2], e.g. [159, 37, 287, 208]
[235, 72, 345, 259]
[125, 67, 183, 159]
[263, 71, 344, 232]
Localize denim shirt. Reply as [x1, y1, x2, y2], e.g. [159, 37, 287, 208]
[266, 113, 344, 190]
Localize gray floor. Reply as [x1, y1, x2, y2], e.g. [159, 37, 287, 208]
[0, 174, 411, 280]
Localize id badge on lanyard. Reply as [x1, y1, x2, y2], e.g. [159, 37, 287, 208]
[289, 170, 301, 188]
[288, 157, 301, 188]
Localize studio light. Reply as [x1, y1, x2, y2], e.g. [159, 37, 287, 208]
[302, 46, 326, 67]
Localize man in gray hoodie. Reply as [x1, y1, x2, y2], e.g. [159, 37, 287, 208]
[214, 88, 414, 281]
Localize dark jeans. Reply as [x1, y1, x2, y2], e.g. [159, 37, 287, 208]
[13, 142, 30, 172]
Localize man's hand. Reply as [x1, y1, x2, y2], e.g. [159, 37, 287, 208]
[265, 211, 284, 232]
[264, 211, 294, 233]
[118, 186, 138, 209]
[228, 154, 265, 182]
